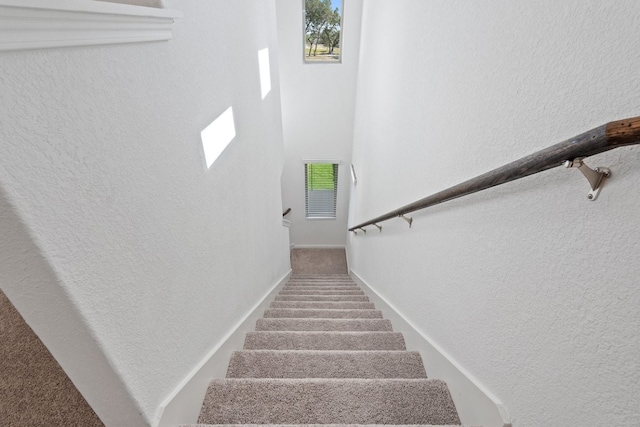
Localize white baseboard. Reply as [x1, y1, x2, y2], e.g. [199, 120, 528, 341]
[350, 270, 512, 427]
[344, 245, 350, 273]
[154, 270, 292, 427]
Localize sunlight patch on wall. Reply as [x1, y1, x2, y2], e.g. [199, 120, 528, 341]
[258, 48, 271, 99]
[201, 107, 236, 169]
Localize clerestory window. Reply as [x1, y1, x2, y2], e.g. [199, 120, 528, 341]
[303, 0, 343, 63]
[305, 163, 339, 219]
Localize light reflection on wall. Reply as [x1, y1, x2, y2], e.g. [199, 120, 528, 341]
[201, 106, 236, 169]
[258, 48, 271, 99]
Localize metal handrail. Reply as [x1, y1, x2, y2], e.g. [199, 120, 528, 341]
[349, 116, 640, 232]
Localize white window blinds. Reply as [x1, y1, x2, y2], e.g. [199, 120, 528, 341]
[305, 163, 338, 218]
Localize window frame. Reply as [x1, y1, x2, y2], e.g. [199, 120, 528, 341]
[302, 0, 344, 65]
[304, 161, 340, 220]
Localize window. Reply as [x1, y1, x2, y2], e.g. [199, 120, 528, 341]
[303, 0, 343, 63]
[305, 163, 338, 218]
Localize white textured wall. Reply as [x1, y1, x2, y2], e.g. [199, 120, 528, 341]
[0, 1, 290, 425]
[276, 0, 362, 246]
[348, 1, 640, 426]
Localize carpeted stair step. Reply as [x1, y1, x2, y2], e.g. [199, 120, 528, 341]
[270, 301, 375, 309]
[290, 275, 352, 279]
[243, 331, 406, 350]
[275, 295, 370, 302]
[286, 280, 355, 284]
[255, 318, 393, 331]
[264, 309, 383, 319]
[282, 286, 361, 290]
[197, 378, 460, 425]
[278, 290, 365, 295]
[291, 274, 351, 277]
[280, 289, 363, 294]
[287, 276, 355, 280]
[287, 279, 356, 284]
[192, 274, 463, 427]
[285, 282, 357, 286]
[286, 279, 356, 283]
[226, 350, 427, 379]
[182, 424, 464, 427]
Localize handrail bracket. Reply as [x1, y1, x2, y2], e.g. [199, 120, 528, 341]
[564, 158, 611, 201]
[400, 215, 413, 228]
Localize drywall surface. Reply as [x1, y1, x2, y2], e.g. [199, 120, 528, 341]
[348, 1, 640, 426]
[276, 0, 363, 246]
[0, 0, 290, 425]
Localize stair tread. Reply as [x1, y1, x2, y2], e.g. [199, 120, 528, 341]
[286, 281, 356, 284]
[244, 331, 406, 350]
[289, 276, 352, 279]
[285, 282, 357, 285]
[255, 318, 393, 331]
[282, 287, 360, 290]
[264, 308, 383, 319]
[286, 281, 357, 284]
[279, 290, 365, 295]
[198, 378, 460, 425]
[276, 295, 370, 302]
[284, 282, 358, 285]
[227, 350, 427, 378]
[270, 301, 375, 309]
[183, 424, 464, 427]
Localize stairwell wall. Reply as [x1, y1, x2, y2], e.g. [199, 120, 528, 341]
[347, 1, 640, 426]
[0, 1, 290, 425]
[275, 0, 363, 247]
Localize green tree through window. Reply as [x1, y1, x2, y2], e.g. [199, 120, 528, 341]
[305, 163, 339, 218]
[304, 0, 342, 63]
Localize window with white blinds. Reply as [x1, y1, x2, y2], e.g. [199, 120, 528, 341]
[305, 163, 338, 218]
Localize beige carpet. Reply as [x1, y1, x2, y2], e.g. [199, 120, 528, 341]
[290, 248, 348, 274]
[188, 274, 461, 426]
[0, 290, 103, 427]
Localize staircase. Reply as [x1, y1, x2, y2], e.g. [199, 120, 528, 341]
[185, 274, 462, 426]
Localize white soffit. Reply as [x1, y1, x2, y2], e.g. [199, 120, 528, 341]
[0, 0, 183, 51]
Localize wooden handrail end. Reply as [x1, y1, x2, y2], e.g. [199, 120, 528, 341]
[606, 116, 640, 146]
